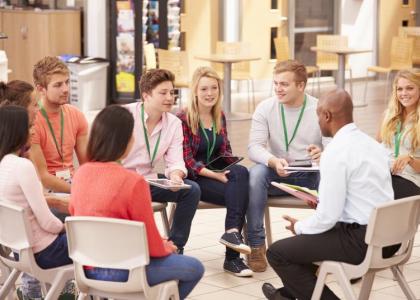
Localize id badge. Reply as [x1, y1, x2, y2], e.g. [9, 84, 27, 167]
[55, 169, 71, 183]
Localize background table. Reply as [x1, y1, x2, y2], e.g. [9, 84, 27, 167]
[310, 46, 371, 106]
[195, 53, 260, 120]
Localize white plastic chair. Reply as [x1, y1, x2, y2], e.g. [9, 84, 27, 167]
[0, 200, 74, 300]
[65, 216, 179, 300]
[311, 195, 420, 300]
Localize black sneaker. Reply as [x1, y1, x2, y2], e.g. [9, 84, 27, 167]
[219, 232, 251, 254]
[223, 257, 253, 277]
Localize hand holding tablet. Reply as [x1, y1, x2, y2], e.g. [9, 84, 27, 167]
[146, 179, 192, 190]
[206, 155, 244, 172]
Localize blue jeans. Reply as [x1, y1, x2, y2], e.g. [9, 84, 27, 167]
[195, 164, 249, 260]
[15, 233, 72, 298]
[84, 254, 204, 300]
[246, 164, 320, 247]
[150, 177, 200, 251]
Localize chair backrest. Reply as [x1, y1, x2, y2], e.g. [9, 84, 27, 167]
[144, 43, 157, 70]
[157, 48, 189, 86]
[316, 35, 349, 69]
[398, 27, 420, 65]
[364, 195, 420, 269]
[215, 41, 251, 78]
[389, 36, 414, 69]
[65, 216, 150, 294]
[274, 36, 291, 62]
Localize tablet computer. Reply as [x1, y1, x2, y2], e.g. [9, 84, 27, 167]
[206, 155, 244, 172]
[146, 179, 191, 190]
[288, 159, 312, 167]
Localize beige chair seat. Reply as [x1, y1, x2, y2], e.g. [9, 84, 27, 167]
[311, 195, 420, 300]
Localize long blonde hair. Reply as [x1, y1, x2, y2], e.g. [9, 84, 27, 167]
[380, 70, 420, 152]
[186, 66, 223, 135]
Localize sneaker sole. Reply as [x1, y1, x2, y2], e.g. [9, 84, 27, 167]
[219, 239, 251, 254]
[223, 268, 253, 277]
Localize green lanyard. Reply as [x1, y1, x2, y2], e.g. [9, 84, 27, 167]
[280, 95, 307, 152]
[141, 104, 161, 166]
[394, 121, 403, 158]
[199, 120, 217, 163]
[39, 102, 64, 163]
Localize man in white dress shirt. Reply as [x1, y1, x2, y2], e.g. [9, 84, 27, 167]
[261, 89, 394, 300]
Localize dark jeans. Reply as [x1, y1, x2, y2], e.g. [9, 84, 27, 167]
[247, 164, 320, 247]
[266, 223, 368, 300]
[392, 175, 420, 200]
[150, 177, 200, 250]
[195, 164, 249, 260]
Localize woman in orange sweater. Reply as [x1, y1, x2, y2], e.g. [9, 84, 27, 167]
[69, 105, 203, 300]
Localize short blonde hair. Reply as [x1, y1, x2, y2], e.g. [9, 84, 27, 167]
[186, 66, 223, 135]
[380, 70, 420, 152]
[33, 56, 69, 88]
[274, 59, 308, 87]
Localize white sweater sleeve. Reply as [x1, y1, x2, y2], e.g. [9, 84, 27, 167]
[248, 106, 275, 166]
[18, 159, 64, 234]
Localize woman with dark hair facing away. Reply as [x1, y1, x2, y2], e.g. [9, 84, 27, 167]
[0, 80, 38, 124]
[0, 105, 72, 298]
[378, 70, 420, 199]
[69, 105, 204, 300]
[177, 66, 252, 277]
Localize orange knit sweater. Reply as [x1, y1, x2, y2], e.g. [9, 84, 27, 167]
[69, 161, 170, 258]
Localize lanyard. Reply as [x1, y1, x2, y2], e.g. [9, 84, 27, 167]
[141, 104, 161, 166]
[200, 120, 216, 163]
[280, 95, 307, 152]
[394, 121, 403, 158]
[39, 102, 64, 163]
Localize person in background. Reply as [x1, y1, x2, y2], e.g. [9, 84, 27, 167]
[246, 60, 325, 272]
[122, 69, 200, 254]
[378, 70, 420, 199]
[0, 80, 38, 124]
[262, 89, 394, 300]
[177, 66, 252, 277]
[0, 105, 73, 300]
[70, 105, 204, 300]
[30, 56, 88, 193]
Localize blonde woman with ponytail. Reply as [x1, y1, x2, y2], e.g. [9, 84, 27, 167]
[378, 70, 420, 199]
[177, 66, 252, 277]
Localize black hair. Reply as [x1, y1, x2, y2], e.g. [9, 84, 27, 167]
[0, 105, 29, 161]
[87, 105, 134, 162]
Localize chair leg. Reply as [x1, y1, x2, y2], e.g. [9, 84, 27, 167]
[44, 274, 70, 300]
[247, 79, 251, 113]
[335, 267, 357, 300]
[385, 72, 391, 103]
[264, 206, 273, 247]
[348, 69, 354, 97]
[0, 268, 21, 298]
[160, 208, 171, 238]
[77, 292, 88, 300]
[363, 70, 370, 105]
[358, 271, 375, 300]
[251, 79, 256, 112]
[168, 203, 176, 227]
[317, 69, 321, 96]
[311, 265, 328, 300]
[242, 220, 248, 244]
[391, 265, 416, 300]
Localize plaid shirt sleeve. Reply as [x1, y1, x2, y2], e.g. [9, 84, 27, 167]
[178, 111, 205, 179]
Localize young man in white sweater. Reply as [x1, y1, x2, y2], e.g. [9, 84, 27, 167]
[246, 60, 326, 272]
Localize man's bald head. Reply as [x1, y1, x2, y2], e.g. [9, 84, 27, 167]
[317, 89, 354, 137]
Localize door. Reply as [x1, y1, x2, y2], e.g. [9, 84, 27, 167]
[288, 0, 338, 67]
[379, 0, 417, 66]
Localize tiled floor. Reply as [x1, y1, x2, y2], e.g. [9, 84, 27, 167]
[152, 79, 420, 300]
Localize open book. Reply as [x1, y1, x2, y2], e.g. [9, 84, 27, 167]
[271, 182, 318, 204]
